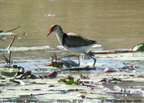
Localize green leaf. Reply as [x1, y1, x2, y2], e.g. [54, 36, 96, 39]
[53, 62, 62, 67]
[67, 75, 74, 80]
[58, 78, 67, 82]
[132, 43, 144, 51]
[0, 68, 18, 77]
[65, 79, 74, 85]
[0, 30, 3, 33]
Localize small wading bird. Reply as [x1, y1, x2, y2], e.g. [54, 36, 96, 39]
[47, 24, 100, 66]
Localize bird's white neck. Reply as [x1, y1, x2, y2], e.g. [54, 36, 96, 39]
[54, 30, 64, 45]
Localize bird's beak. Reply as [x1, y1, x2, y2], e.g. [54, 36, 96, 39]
[47, 32, 51, 36]
[47, 27, 53, 36]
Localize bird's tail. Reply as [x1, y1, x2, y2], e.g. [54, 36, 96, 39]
[92, 43, 101, 48]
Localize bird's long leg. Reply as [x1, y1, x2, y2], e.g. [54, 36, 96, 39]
[86, 53, 97, 67]
[77, 55, 80, 66]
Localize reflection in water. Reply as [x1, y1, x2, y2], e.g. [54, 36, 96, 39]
[0, 0, 144, 59]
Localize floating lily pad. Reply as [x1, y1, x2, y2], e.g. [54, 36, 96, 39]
[0, 68, 18, 77]
[132, 43, 144, 51]
[81, 93, 107, 99]
[36, 93, 79, 99]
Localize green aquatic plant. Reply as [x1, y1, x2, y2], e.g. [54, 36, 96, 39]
[58, 75, 79, 85]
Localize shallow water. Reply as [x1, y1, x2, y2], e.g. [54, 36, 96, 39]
[1, 0, 144, 51]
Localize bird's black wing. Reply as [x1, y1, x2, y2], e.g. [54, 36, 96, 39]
[62, 33, 97, 47]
